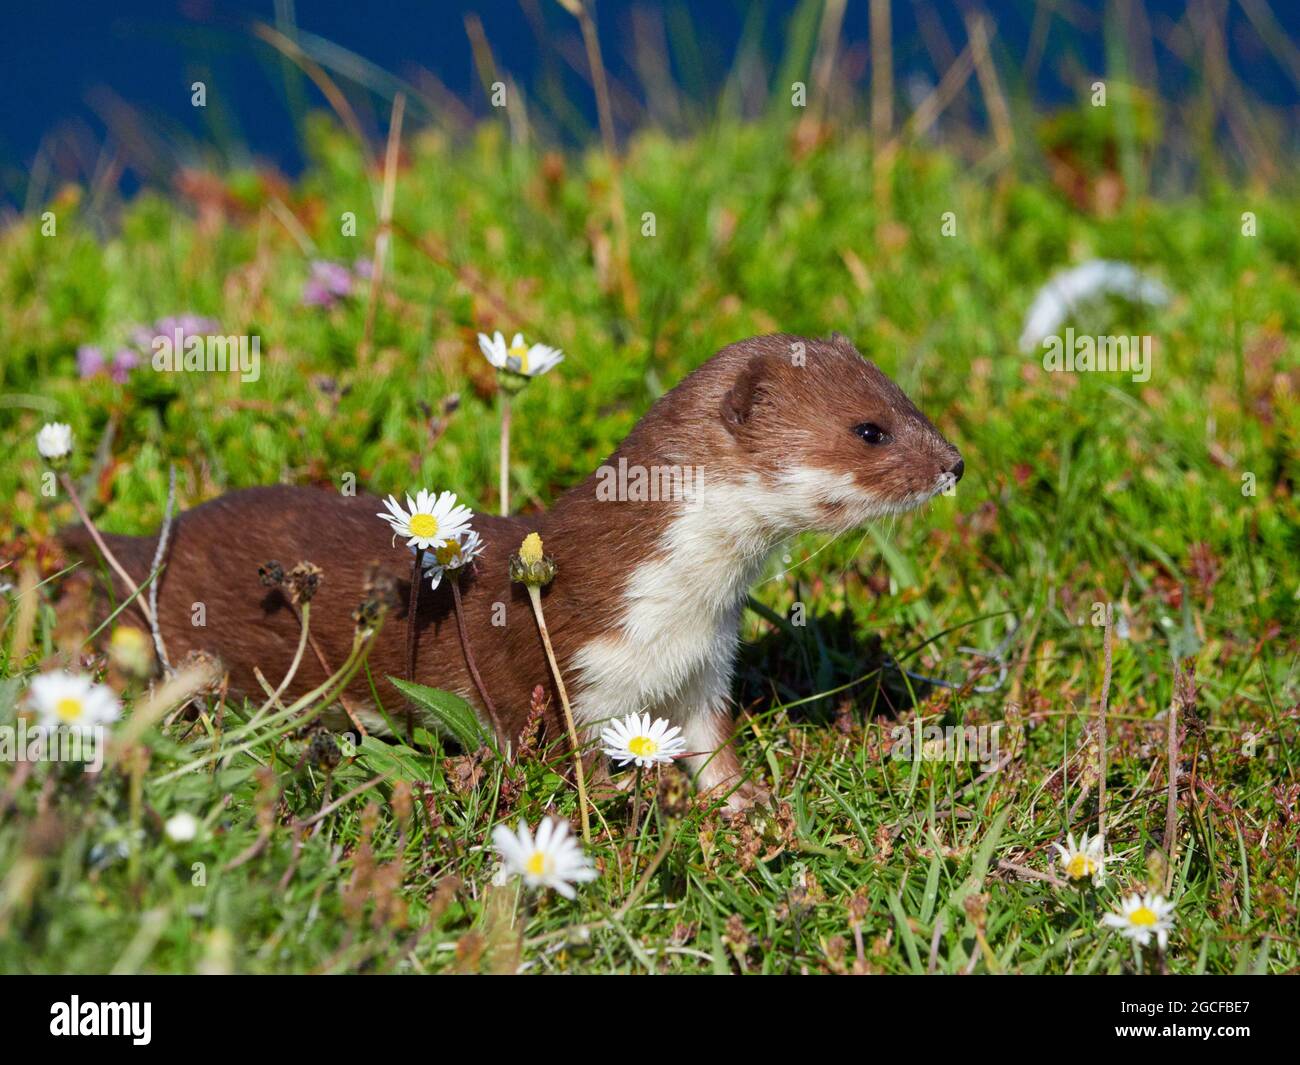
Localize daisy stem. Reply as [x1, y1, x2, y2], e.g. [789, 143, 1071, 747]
[499, 393, 512, 516]
[128, 745, 144, 885]
[1098, 605, 1113, 844]
[60, 471, 155, 627]
[405, 548, 424, 742]
[450, 575, 508, 756]
[616, 820, 678, 921]
[250, 602, 313, 725]
[282, 600, 368, 739]
[526, 584, 590, 844]
[156, 623, 382, 783]
[1164, 665, 1183, 895]
[629, 764, 643, 841]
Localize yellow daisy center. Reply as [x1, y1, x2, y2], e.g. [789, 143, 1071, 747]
[508, 342, 530, 373]
[525, 850, 548, 876]
[519, 532, 544, 565]
[627, 735, 658, 758]
[1130, 906, 1158, 927]
[434, 540, 462, 566]
[1066, 854, 1096, 879]
[408, 513, 439, 539]
[112, 627, 147, 652]
[56, 697, 85, 723]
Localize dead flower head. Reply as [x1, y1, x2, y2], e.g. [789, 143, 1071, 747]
[363, 563, 402, 610]
[287, 561, 323, 605]
[258, 560, 286, 588]
[307, 730, 342, 771]
[656, 764, 692, 820]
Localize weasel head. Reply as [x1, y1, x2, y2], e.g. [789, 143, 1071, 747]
[719, 334, 963, 534]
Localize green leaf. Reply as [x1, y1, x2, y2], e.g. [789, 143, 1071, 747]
[886, 891, 924, 973]
[387, 677, 488, 751]
[356, 735, 429, 781]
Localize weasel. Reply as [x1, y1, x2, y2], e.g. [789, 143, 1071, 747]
[64, 333, 963, 807]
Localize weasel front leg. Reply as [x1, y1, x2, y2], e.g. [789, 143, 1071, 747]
[677, 703, 767, 813]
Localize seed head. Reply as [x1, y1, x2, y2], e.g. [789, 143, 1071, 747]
[258, 560, 285, 587]
[308, 731, 342, 771]
[656, 765, 691, 820]
[287, 561, 323, 604]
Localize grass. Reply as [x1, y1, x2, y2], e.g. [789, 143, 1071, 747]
[1, 42, 1299, 973]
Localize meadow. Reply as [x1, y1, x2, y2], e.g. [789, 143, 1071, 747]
[1, 13, 1298, 974]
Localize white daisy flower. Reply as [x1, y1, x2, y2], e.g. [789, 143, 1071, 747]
[376, 489, 473, 552]
[600, 712, 687, 768]
[36, 422, 73, 460]
[1052, 830, 1109, 886]
[1102, 892, 1175, 950]
[490, 817, 597, 899]
[164, 812, 200, 842]
[477, 331, 564, 378]
[421, 528, 485, 590]
[26, 671, 120, 736]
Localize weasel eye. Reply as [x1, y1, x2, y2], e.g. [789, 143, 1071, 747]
[853, 422, 890, 445]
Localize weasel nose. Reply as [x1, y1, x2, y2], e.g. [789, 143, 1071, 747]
[949, 458, 965, 483]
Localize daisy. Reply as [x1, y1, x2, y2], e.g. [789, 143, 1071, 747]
[164, 812, 200, 842]
[376, 489, 473, 552]
[481, 333, 561, 518]
[1102, 892, 1175, 950]
[1052, 830, 1109, 886]
[491, 818, 597, 899]
[36, 422, 73, 461]
[478, 331, 564, 378]
[421, 528, 485, 590]
[26, 671, 120, 736]
[600, 712, 687, 768]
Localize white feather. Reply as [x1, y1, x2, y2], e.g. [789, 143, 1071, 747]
[1018, 259, 1170, 353]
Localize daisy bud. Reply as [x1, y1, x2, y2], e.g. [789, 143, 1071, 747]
[164, 812, 200, 843]
[109, 626, 154, 678]
[510, 532, 556, 587]
[36, 422, 73, 465]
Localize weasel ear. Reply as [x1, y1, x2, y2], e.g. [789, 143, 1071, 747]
[721, 354, 768, 434]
